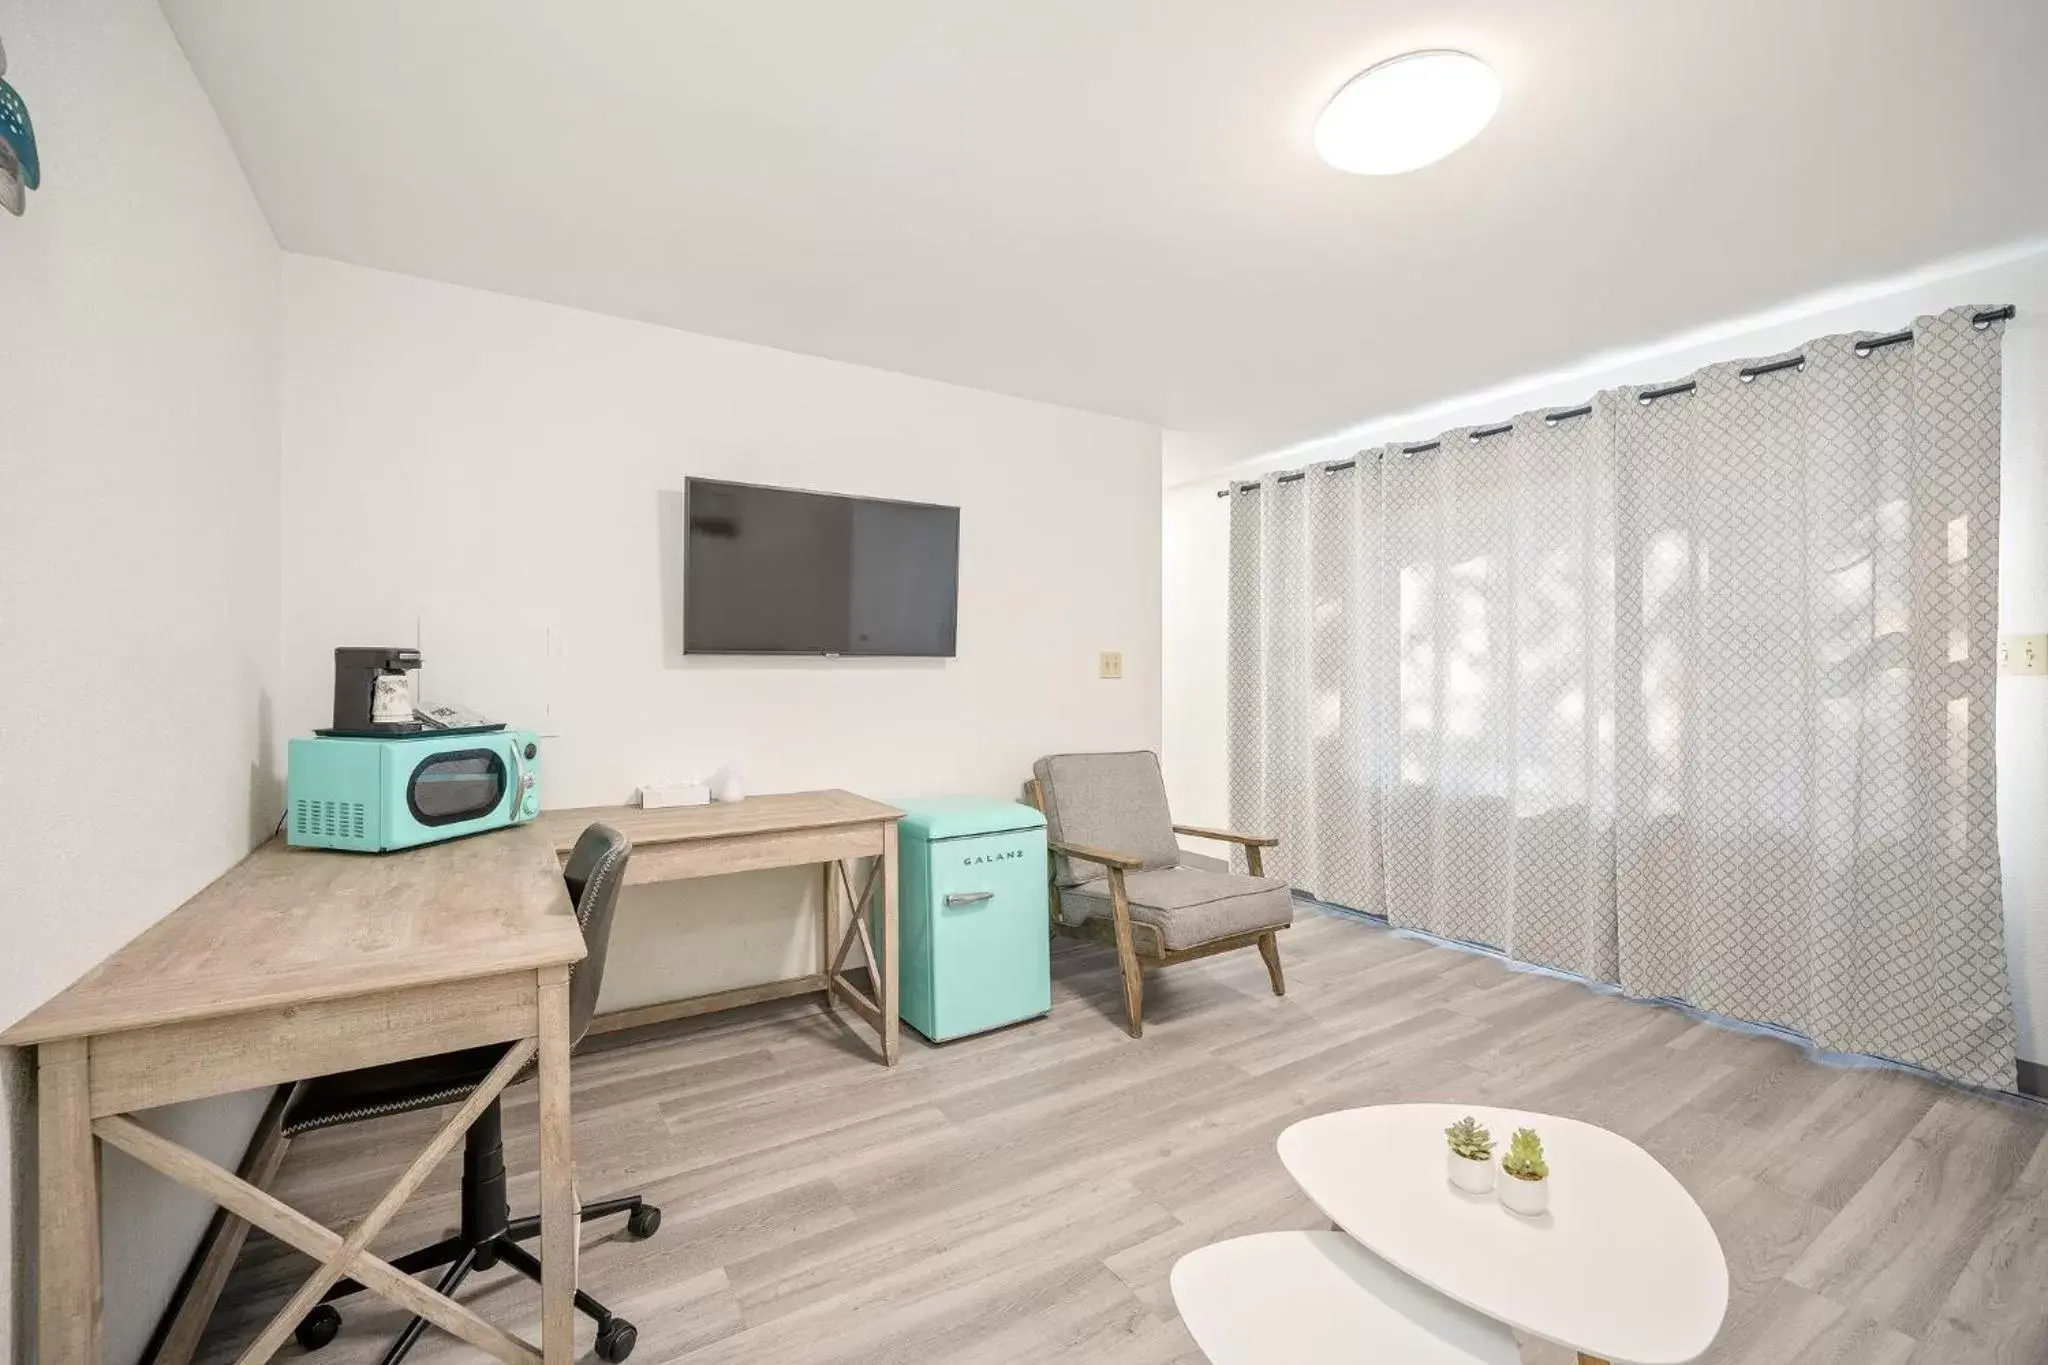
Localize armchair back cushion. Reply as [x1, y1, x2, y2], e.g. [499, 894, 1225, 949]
[1032, 750, 1183, 887]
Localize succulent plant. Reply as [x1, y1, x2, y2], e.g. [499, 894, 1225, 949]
[1444, 1115, 1494, 1161]
[1501, 1127, 1549, 1181]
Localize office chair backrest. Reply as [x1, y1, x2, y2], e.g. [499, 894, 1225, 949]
[561, 823, 632, 1046]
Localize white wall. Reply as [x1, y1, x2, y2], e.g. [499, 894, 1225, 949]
[1162, 241, 2048, 1066]
[0, 1, 282, 1360]
[1161, 467, 1230, 856]
[281, 254, 1161, 1011]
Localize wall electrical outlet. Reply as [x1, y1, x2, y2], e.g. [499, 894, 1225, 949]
[1099, 651, 1123, 680]
[1999, 633, 2048, 676]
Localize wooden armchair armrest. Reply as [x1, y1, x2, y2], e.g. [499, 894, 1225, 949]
[1047, 840, 1144, 872]
[1172, 824, 1279, 848]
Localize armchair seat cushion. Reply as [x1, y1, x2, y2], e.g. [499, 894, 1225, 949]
[1061, 863, 1293, 952]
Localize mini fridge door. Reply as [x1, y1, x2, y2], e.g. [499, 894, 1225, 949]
[924, 826, 1052, 1040]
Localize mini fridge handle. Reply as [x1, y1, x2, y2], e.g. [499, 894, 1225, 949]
[944, 891, 995, 907]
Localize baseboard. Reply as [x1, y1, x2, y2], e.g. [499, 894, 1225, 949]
[141, 1083, 298, 1365]
[2019, 1058, 2047, 1100]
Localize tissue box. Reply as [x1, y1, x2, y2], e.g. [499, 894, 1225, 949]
[638, 780, 711, 809]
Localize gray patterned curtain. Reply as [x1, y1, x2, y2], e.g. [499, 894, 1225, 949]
[1227, 304, 2015, 1090]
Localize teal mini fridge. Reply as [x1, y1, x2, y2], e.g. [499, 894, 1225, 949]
[884, 797, 1051, 1043]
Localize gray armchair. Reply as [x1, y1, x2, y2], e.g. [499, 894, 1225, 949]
[1026, 751, 1291, 1037]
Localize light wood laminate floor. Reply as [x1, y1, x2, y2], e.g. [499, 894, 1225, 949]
[195, 907, 2048, 1365]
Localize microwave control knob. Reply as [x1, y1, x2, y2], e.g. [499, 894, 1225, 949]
[522, 793, 539, 817]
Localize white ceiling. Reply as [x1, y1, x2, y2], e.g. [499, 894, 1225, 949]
[163, 1, 2048, 481]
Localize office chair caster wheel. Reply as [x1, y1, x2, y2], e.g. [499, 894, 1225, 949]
[595, 1318, 638, 1362]
[295, 1304, 341, 1351]
[626, 1205, 661, 1239]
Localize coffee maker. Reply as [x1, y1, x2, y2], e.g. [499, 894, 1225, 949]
[326, 646, 425, 736]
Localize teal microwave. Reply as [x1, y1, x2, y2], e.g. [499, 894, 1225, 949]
[286, 730, 542, 852]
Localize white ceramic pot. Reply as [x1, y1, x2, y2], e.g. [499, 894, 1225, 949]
[1498, 1172, 1549, 1217]
[1446, 1150, 1495, 1194]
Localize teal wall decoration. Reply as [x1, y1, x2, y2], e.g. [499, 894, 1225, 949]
[0, 33, 42, 217]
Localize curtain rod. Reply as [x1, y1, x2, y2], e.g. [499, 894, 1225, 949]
[1216, 304, 2017, 497]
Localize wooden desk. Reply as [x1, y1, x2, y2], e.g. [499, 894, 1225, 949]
[0, 823, 588, 1365]
[541, 790, 904, 1065]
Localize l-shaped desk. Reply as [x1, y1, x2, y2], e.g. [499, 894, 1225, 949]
[540, 788, 904, 1065]
[3, 789, 902, 1365]
[0, 823, 588, 1365]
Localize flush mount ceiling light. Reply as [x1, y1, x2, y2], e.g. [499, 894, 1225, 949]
[1314, 50, 1499, 175]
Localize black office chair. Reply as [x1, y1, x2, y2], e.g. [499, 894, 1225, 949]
[287, 824, 658, 1364]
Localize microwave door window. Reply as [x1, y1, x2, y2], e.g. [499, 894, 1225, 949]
[408, 750, 508, 826]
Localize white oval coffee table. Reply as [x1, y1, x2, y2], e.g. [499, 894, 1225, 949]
[1171, 1231, 1521, 1365]
[1278, 1104, 1727, 1365]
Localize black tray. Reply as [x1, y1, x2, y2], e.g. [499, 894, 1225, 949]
[313, 722, 508, 739]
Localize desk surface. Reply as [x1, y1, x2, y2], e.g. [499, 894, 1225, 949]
[542, 789, 902, 852]
[0, 822, 583, 1047]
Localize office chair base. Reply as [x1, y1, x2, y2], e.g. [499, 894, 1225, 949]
[296, 1195, 659, 1363]
[502, 1193, 660, 1245]
[295, 1305, 341, 1352]
[595, 1320, 640, 1363]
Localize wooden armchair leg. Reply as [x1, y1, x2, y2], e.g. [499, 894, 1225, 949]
[1257, 930, 1285, 997]
[1108, 869, 1144, 1038]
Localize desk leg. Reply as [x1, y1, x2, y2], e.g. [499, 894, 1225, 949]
[39, 1038, 100, 1365]
[881, 823, 900, 1066]
[536, 965, 576, 1365]
[819, 861, 839, 1015]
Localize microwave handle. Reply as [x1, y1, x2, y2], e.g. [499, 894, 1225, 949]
[507, 738, 534, 821]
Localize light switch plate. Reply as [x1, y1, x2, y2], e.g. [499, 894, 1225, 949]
[1999, 633, 2048, 676]
[1099, 650, 1123, 680]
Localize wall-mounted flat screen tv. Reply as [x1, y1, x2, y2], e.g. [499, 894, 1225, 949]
[683, 478, 960, 657]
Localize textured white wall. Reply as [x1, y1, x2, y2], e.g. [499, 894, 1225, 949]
[1163, 242, 2048, 1066]
[0, 1, 283, 1360]
[1162, 473, 1232, 858]
[280, 255, 1162, 1012]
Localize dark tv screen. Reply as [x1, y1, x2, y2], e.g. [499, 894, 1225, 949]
[683, 478, 960, 656]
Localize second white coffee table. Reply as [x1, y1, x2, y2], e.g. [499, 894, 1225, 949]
[1172, 1231, 1520, 1365]
[1279, 1104, 1727, 1365]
